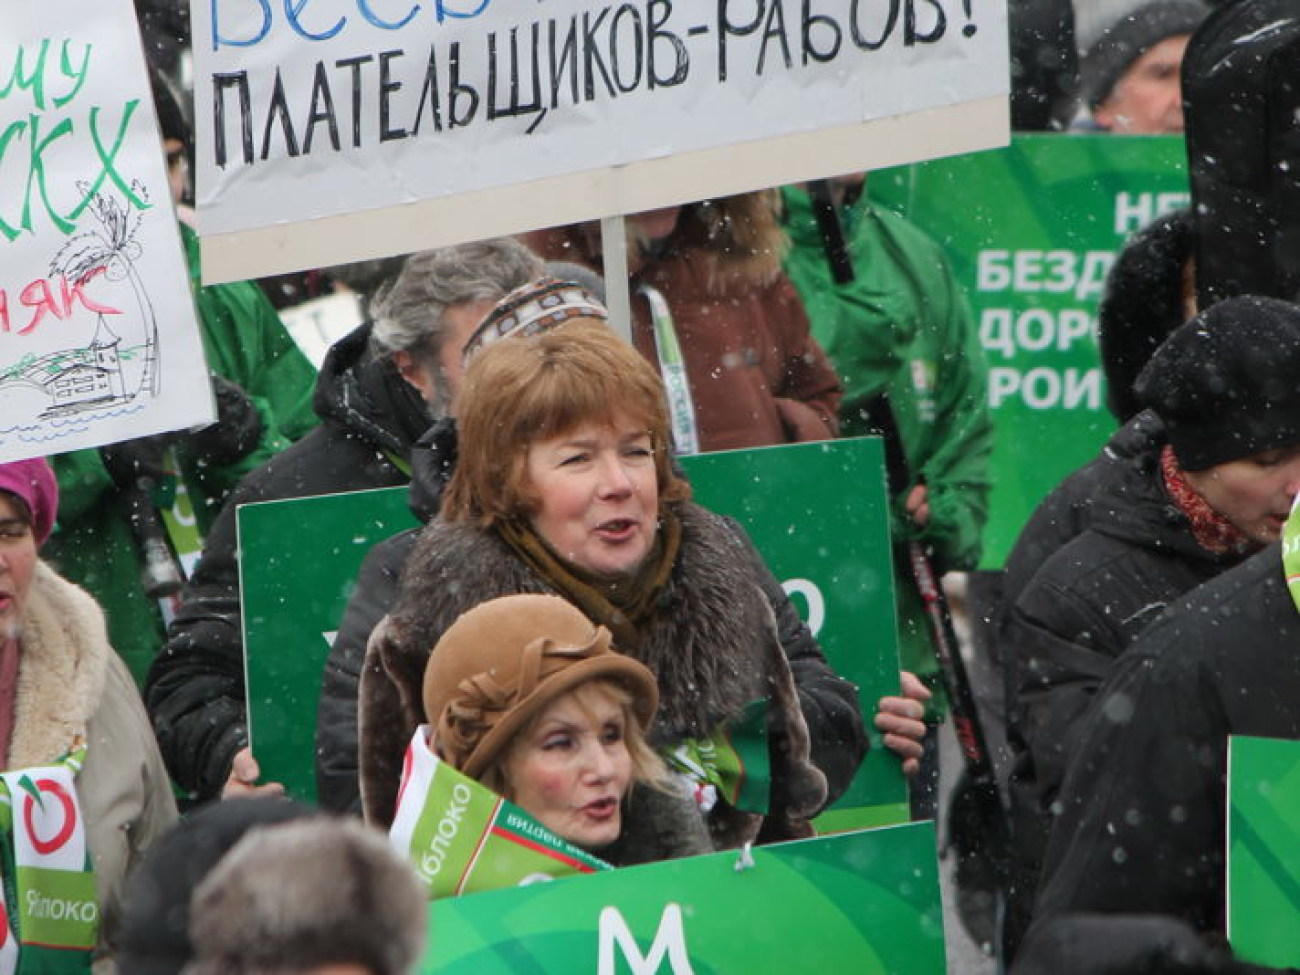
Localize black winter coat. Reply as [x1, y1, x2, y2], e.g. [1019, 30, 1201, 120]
[1003, 415, 1250, 950]
[998, 413, 1162, 619]
[145, 324, 432, 799]
[314, 419, 455, 812]
[1029, 543, 1300, 953]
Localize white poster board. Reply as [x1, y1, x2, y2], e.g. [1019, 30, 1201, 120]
[0, 1, 215, 463]
[195, 0, 1010, 283]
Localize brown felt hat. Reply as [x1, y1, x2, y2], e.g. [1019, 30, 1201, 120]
[422, 594, 659, 780]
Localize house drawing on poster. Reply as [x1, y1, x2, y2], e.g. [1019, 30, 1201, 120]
[0, 184, 163, 424]
[0, 314, 155, 417]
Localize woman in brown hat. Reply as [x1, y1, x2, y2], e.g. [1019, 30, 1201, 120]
[418, 594, 672, 854]
[360, 319, 870, 863]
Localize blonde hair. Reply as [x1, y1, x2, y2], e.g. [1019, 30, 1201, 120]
[482, 679, 669, 799]
[442, 319, 690, 525]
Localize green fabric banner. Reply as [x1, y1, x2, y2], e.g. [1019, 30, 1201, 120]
[1227, 734, 1300, 968]
[422, 820, 945, 974]
[243, 438, 905, 825]
[871, 133, 1189, 567]
[390, 728, 610, 899]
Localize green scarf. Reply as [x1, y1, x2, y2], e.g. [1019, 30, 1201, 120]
[0, 741, 97, 973]
[495, 507, 682, 654]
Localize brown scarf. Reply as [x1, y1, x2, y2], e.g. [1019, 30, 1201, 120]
[1160, 445, 1254, 556]
[495, 507, 682, 653]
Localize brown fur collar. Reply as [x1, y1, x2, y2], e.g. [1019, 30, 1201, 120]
[10, 563, 109, 769]
[390, 503, 777, 740]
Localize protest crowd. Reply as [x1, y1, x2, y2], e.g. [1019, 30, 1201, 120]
[3, 0, 1300, 972]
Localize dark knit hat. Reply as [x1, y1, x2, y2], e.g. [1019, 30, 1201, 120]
[1081, 0, 1209, 109]
[1098, 207, 1196, 422]
[1134, 295, 1300, 471]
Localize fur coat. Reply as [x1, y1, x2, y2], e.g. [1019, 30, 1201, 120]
[359, 502, 867, 861]
[15, 563, 177, 965]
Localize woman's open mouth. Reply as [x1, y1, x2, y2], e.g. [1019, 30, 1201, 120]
[595, 519, 638, 543]
[582, 797, 619, 821]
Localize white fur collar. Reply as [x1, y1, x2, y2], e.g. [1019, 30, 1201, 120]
[8, 562, 109, 770]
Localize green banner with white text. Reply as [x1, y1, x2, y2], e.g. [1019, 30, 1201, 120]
[422, 820, 944, 974]
[872, 133, 1188, 567]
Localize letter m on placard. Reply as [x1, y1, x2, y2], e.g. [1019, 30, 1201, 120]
[597, 904, 696, 975]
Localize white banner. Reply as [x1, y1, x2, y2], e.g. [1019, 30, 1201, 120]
[194, 0, 1010, 282]
[0, 0, 215, 463]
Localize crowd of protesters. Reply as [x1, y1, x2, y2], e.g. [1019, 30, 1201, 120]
[2, 0, 1299, 972]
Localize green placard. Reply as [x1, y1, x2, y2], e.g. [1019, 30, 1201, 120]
[871, 133, 1188, 567]
[423, 820, 945, 974]
[241, 486, 418, 800]
[1227, 734, 1300, 967]
[243, 439, 904, 824]
[681, 438, 905, 826]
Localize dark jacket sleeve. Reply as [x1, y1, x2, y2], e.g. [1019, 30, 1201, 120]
[1006, 583, 1126, 814]
[144, 497, 247, 800]
[315, 530, 418, 814]
[1033, 648, 1227, 934]
[735, 526, 868, 810]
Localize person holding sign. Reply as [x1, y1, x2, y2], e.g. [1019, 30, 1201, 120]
[148, 240, 544, 804]
[361, 320, 867, 857]
[0, 457, 177, 969]
[386, 593, 708, 882]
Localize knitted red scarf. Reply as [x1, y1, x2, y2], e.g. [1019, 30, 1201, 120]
[1160, 445, 1253, 556]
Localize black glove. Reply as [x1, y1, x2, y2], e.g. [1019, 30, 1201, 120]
[99, 435, 172, 489]
[186, 374, 263, 466]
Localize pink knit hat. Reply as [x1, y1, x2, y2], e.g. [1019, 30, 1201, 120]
[0, 458, 59, 546]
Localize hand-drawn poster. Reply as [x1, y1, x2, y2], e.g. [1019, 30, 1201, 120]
[0, 1, 214, 462]
[193, 0, 1010, 282]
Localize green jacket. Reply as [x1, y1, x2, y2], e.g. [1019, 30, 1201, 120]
[45, 224, 319, 685]
[782, 186, 994, 695]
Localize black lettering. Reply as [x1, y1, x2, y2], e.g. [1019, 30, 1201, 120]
[582, 8, 616, 101]
[647, 0, 689, 88]
[548, 17, 580, 106]
[802, 0, 842, 64]
[610, 4, 644, 94]
[412, 45, 444, 135]
[303, 60, 341, 153]
[905, 0, 946, 44]
[487, 24, 544, 121]
[447, 42, 480, 127]
[717, 0, 764, 82]
[335, 54, 374, 148]
[758, 0, 792, 74]
[850, 0, 899, 50]
[378, 49, 407, 141]
[259, 68, 300, 161]
[213, 71, 253, 167]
